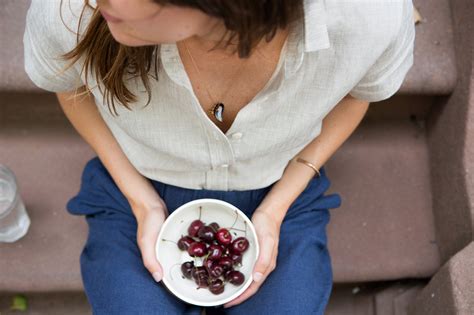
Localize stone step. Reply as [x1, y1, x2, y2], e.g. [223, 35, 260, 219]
[0, 0, 457, 96]
[0, 95, 440, 291]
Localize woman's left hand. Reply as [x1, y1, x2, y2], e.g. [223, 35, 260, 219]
[223, 208, 282, 308]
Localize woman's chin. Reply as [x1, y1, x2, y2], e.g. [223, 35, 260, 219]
[115, 37, 157, 47]
[109, 30, 158, 47]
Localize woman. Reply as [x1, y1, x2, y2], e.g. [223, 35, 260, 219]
[23, 0, 415, 314]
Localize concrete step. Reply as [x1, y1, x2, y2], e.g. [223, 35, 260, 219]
[0, 292, 90, 315]
[326, 115, 441, 283]
[0, 280, 427, 314]
[0, 0, 457, 96]
[407, 242, 474, 315]
[326, 280, 427, 315]
[0, 94, 440, 291]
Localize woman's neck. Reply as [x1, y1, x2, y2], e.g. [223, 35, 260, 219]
[187, 19, 238, 54]
[184, 18, 289, 58]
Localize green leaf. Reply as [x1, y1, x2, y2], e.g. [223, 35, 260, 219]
[10, 294, 28, 311]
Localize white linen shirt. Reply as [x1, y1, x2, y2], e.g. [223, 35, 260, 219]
[24, 0, 415, 191]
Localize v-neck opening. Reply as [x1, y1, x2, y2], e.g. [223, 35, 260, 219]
[161, 29, 292, 138]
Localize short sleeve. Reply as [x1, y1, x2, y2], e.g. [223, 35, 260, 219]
[349, 0, 415, 102]
[23, 0, 85, 92]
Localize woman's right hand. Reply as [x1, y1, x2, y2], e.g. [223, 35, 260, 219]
[130, 196, 169, 283]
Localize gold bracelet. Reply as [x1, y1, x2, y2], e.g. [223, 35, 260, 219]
[293, 157, 321, 178]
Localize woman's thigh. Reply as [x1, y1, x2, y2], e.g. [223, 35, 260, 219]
[80, 212, 202, 315]
[67, 158, 202, 315]
[223, 209, 333, 315]
[223, 170, 341, 315]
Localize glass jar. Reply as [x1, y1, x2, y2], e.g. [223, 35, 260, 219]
[0, 164, 30, 242]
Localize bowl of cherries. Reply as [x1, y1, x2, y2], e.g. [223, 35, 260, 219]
[155, 198, 259, 307]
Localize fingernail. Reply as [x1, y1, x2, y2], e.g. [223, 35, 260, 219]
[253, 272, 263, 283]
[153, 271, 162, 282]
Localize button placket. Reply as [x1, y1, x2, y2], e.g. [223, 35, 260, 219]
[205, 165, 229, 190]
[205, 129, 235, 189]
[231, 132, 243, 140]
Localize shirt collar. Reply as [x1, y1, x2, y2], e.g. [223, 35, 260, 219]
[303, 0, 330, 52]
[159, 43, 191, 90]
[160, 0, 331, 84]
[284, 0, 331, 78]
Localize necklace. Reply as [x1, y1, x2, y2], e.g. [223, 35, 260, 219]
[182, 40, 247, 123]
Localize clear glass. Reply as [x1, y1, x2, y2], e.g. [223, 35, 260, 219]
[0, 164, 30, 242]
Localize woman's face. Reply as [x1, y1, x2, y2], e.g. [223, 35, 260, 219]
[96, 0, 221, 46]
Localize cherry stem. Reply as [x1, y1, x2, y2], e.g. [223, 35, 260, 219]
[228, 209, 239, 230]
[161, 238, 178, 245]
[228, 227, 246, 232]
[198, 206, 202, 221]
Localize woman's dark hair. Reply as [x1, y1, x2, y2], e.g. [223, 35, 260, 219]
[59, 0, 302, 116]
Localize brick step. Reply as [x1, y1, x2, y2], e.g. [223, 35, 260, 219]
[0, 95, 440, 291]
[0, 0, 457, 96]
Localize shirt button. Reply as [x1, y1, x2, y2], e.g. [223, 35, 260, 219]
[231, 132, 243, 140]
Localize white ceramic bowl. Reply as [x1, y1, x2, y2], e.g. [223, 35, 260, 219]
[155, 198, 259, 307]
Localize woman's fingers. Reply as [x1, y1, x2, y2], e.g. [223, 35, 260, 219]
[136, 209, 167, 283]
[224, 234, 278, 308]
[251, 211, 280, 283]
[252, 233, 275, 282]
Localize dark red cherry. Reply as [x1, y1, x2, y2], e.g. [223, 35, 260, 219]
[188, 219, 204, 237]
[207, 244, 223, 260]
[223, 269, 233, 281]
[209, 278, 225, 295]
[194, 273, 209, 288]
[216, 228, 232, 246]
[203, 257, 214, 272]
[218, 257, 233, 271]
[181, 261, 194, 279]
[191, 266, 208, 280]
[231, 237, 249, 253]
[197, 225, 215, 243]
[177, 236, 195, 251]
[209, 222, 220, 233]
[187, 241, 208, 257]
[230, 252, 243, 265]
[228, 270, 245, 285]
[209, 263, 224, 278]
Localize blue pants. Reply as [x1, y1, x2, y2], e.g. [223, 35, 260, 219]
[66, 157, 342, 315]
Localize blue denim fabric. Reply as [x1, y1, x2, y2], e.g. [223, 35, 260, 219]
[66, 156, 342, 315]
